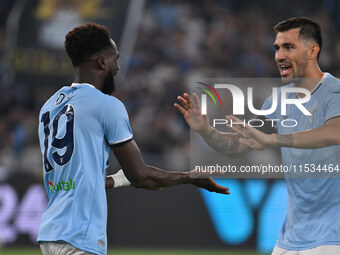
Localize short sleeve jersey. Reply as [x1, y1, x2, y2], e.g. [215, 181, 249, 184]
[261, 73, 340, 250]
[37, 83, 133, 255]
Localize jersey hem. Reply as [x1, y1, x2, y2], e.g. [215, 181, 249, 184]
[324, 114, 340, 125]
[109, 136, 134, 146]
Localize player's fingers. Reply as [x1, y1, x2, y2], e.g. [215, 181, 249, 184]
[242, 122, 257, 134]
[228, 115, 251, 134]
[183, 93, 192, 106]
[177, 96, 189, 110]
[205, 182, 230, 194]
[226, 123, 248, 138]
[228, 115, 256, 134]
[241, 127, 252, 137]
[184, 93, 197, 110]
[214, 185, 230, 194]
[207, 178, 230, 194]
[226, 115, 253, 136]
[174, 103, 188, 116]
[225, 115, 237, 124]
[192, 92, 201, 109]
[228, 115, 246, 126]
[239, 138, 252, 147]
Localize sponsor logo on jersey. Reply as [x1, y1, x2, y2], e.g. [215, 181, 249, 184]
[48, 179, 75, 194]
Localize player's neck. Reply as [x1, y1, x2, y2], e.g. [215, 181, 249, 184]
[304, 63, 323, 80]
[296, 64, 323, 92]
[73, 68, 103, 90]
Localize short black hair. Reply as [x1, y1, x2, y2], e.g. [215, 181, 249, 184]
[274, 17, 322, 59]
[65, 23, 113, 67]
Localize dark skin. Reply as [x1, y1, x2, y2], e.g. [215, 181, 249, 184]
[74, 39, 229, 194]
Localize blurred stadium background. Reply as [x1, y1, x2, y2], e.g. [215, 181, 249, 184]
[0, 0, 340, 254]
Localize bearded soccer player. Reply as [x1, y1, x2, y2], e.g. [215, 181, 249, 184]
[176, 17, 340, 254]
[37, 23, 229, 255]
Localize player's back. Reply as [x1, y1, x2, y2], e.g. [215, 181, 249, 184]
[37, 83, 123, 255]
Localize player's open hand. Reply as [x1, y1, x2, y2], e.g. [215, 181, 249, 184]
[226, 115, 275, 150]
[190, 177, 230, 194]
[174, 93, 210, 134]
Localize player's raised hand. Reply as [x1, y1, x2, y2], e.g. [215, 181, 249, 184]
[226, 115, 275, 150]
[174, 93, 210, 134]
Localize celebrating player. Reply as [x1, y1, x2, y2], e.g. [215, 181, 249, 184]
[37, 23, 229, 255]
[175, 17, 340, 255]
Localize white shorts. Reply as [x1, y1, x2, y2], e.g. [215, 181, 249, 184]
[272, 245, 340, 255]
[40, 242, 95, 255]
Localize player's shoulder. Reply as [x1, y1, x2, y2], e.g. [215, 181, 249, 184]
[102, 95, 127, 114]
[321, 73, 340, 92]
[73, 83, 125, 107]
[105, 94, 125, 106]
[39, 86, 70, 114]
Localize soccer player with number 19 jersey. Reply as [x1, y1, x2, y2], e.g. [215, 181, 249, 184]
[37, 23, 229, 255]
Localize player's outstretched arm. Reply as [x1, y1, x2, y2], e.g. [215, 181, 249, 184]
[227, 115, 340, 149]
[110, 140, 230, 194]
[106, 170, 162, 190]
[174, 92, 250, 157]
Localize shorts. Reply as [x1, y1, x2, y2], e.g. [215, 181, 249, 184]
[272, 245, 340, 255]
[40, 241, 95, 255]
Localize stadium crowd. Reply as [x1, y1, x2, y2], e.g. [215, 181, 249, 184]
[0, 0, 340, 180]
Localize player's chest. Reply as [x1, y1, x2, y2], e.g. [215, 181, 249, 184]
[276, 97, 324, 134]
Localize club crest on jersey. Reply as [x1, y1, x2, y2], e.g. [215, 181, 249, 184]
[48, 179, 75, 194]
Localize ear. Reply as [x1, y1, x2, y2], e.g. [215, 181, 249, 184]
[96, 56, 107, 70]
[309, 44, 320, 60]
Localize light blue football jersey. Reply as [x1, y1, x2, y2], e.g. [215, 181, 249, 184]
[37, 83, 133, 255]
[262, 73, 340, 250]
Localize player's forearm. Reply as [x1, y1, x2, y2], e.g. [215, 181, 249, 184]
[106, 170, 131, 189]
[106, 176, 114, 189]
[131, 165, 190, 189]
[273, 126, 340, 148]
[199, 126, 249, 157]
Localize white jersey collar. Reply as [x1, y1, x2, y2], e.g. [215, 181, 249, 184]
[296, 72, 328, 98]
[310, 72, 328, 94]
[71, 83, 95, 88]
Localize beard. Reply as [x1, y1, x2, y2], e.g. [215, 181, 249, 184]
[281, 59, 309, 85]
[101, 70, 116, 95]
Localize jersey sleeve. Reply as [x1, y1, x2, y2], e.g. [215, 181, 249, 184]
[101, 97, 133, 145]
[324, 89, 340, 124]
